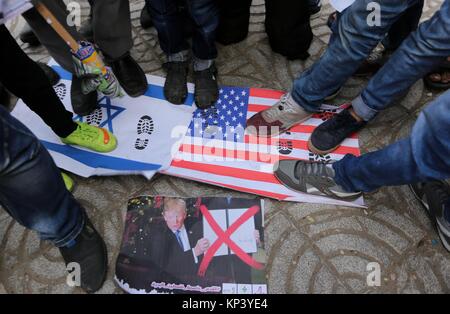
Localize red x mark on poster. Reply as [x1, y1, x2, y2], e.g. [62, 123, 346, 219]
[197, 204, 264, 277]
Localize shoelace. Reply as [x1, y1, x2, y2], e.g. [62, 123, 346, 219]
[328, 108, 361, 129]
[295, 161, 330, 179]
[264, 94, 292, 121]
[367, 44, 384, 63]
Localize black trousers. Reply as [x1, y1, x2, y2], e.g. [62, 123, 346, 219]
[265, 0, 313, 60]
[0, 25, 76, 138]
[217, 0, 313, 60]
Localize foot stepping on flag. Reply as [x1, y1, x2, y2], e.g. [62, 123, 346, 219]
[164, 86, 365, 207]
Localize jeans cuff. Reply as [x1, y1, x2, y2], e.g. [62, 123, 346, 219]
[332, 157, 357, 193]
[290, 89, 320, 113]
[352, 95, 378, 122]
[167, 50, 189, 63]
[53, 211, 85, 248]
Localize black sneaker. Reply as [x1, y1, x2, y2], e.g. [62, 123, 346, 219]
[274, 159, 362, 200]
[37, 62, 60, 86]
[308, 106, 366, 155]
[59, 216, 108, 293]
[71, 76, 98, 116]
[194, 64, 219, 109]
[410, 181, 450, 252]
[163, 61, 189, 105]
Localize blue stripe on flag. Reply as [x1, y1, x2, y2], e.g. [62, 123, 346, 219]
[51, 65, 194, 106]
[52, 65, 72, 80]
[144, 84, 194, 106]
[41, 140, 162, 171]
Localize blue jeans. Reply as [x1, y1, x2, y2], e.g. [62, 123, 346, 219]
[0, 106, 84, 247]
[292, 0, 424, 112]
[353, 0, 450, 121]
[145, 0, 219, 60]
[333, 90, 450, 192]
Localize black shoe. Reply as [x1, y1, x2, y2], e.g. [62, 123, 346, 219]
[308, 107, 366, 155]
[140, 4, 153, 29]
[19, 23, 40, 46]
[410, 181, 450, 252]
[274, 159, 362, 200]
[71, 76, 98, 116]
[59, 216, 108, 293]
[79, 18, 94, 42]
[194, 64, 219, 109]
[163, 61, 188, 105]
[109, 53, 148, 98]
[37, 62, 60, 86]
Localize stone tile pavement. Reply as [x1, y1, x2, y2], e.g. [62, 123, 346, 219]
[1, 0, 449, 294]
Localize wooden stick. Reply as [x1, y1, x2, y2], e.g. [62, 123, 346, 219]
[33, 1, 108, 75]
[34, 2, 79, 51]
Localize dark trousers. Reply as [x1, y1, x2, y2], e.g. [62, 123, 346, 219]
[23, 0, 133, 73]
[0, 105, 84, 247]
[0, 25, 76, 138]
[145, 0, 219, 60]
[265, 0, 313, 60]
[216, 0, 252, 45]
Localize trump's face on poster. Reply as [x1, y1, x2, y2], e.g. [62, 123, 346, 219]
[163, 198, 187, 231]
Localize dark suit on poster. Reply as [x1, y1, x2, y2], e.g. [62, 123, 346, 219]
[149, 217, 204, 284]
[116, 212, 205, 292]
[200, 197, 263, 285]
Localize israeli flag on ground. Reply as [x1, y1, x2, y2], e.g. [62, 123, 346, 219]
[11, 60, 196, 179]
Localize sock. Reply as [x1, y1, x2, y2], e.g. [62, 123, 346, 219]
[167, 50, 189, 63]
[193, 57, 214, 72]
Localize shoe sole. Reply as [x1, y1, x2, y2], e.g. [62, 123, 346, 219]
[408, 184, 431, 213]
[137, 115, 154, 135]
[307, 137, 340, 155]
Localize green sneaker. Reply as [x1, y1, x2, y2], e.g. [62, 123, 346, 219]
[61, 122, 117, 153]
[61, 172, 75, 192]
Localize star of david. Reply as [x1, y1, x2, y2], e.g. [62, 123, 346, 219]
[73, 96, 125, 133]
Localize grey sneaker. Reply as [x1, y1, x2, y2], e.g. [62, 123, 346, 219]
[274, 159, 362, 200]
[246, 93, 312, 137]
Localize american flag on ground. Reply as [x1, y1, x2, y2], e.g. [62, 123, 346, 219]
[163, 86, 364, 207]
